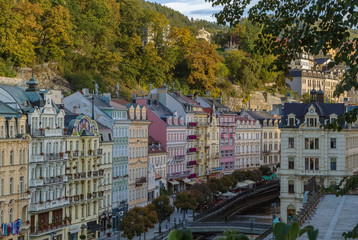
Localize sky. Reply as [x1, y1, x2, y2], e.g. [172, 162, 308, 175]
[146, 0, 259, 22]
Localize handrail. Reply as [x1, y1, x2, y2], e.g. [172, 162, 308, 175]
[194, 181, 279, 222]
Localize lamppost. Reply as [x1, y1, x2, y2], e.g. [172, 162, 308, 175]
[157, 201, 163, 239]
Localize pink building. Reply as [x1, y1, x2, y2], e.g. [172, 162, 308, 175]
[136, 98, 187, 191]
[219, 112, 237, 171]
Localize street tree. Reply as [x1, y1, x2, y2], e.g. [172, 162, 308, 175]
[174, 191, 196, 222]
[152, 196, 174, 235]
[119, 206, 158, 240]
[189, 188, 205, 213]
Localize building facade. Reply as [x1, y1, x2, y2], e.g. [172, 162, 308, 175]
[235, 117, 261, 169]
[0, 107, 31, 240]
[64, 115, 104, 240]
[127, 104, 150, 208]
[279, 93, 358, 223]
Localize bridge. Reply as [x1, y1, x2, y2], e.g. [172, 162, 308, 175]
[194, 180, 280, 222]
[186, 221, 272, 235]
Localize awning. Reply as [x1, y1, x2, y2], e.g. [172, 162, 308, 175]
[244, 180, 256, 185]
[87, 221, 102, 232]
[169, 180, 179, 185]
[182, 178, 191, 183]
[222, 192, 236, 197]
[263, 176, 272, 180]
[187, 180, 196, 185]
[236, 182, 249, 188]
[69, 225, 81, 234]
[271, 174, 278, 178]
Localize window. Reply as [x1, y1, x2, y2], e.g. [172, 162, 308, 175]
[288, 157, 294, 169]
[307, 117, 317, 127]
[305, 157, 319, 170]
[289, 117, 295, 126]
[10, 150, 14, 165]
[330, 158, 337, 170]
[288, 138, 294, 148]
[288, 180, 294, 194]
[330, 138, 336, 149]
[20, 177, 24, 193]
[305, 138, 319, 149]
[9, 178, 13, 194]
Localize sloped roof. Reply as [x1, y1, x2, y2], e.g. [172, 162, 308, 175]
[244, 110, 276, 121]
[281, 102, 345, 128]
[85, 95, 113, 109]
[0, 100, 22, 117]
[111, 99, 130, 105]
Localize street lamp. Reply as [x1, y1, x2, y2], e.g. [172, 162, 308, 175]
[158, 201, 163, 238]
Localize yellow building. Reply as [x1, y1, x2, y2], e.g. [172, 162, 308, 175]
[64, 115, 104, 240]
[0, 103, 31, 240]
[127, 104, 150, 208]
[194, 111, 209, 179]
[205, 107, 220, 178]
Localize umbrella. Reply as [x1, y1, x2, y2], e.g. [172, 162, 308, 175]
[222, 192, 236, 197]
[236, 182, 249, 188]
[244, 180, 256, 185]
[271, 174, 278, 178]
[263, 176, 272, 180]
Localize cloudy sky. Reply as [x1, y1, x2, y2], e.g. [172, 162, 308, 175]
[146, 0, 258, 22]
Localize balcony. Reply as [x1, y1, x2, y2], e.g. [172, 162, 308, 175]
[173, 155, 185, 162]
[30, 154, 44, 163]
[70, 151, 79, 158]
[188, 173, 197, 179]
[30, 221, 69, 236]
[263, 150, 271, 155]
[29, 179, 44, 187]
[135, 177, 146, 186]
[46, 153, 68, 161]
[43, 176, 68, 185]
[221, 133, 229, 138]
[188, 148, 197, 153]
[187, 160, 197, 166]
[188, 122, 197, 128]
[187, 135, 197, 141]
[168, 171, 191, 179]
[32, 128, 64, 137]
[220, 122, 235, 127]
[230, 133, 236, 138]
[29, 198, 70, 212]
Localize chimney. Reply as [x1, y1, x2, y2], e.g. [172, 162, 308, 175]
[132, 94, 136, 103]
[82, 88, 89, 96]
[73, 106, 79, 115]
[187, 94, 194, 99]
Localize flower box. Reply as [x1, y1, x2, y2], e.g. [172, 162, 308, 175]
[47, 127, 50, 130]
[60, 152, 64, 157]
[40, 152, 44, 156]
[39, 176, 44, 180]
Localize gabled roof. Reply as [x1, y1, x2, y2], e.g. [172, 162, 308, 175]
[243, 110, 276, 121]
[110, 100, 127, 110]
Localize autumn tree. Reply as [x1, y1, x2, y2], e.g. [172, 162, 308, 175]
[152, 196, 174, 235]
[119, 206, 158, 240]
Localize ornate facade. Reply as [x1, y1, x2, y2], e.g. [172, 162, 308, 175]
[0, 108, 31, 240]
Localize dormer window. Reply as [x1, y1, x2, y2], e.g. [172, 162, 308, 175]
[288, 114, 296, 127]
[330, 114, 337, 124]
[307, 117, 317, 127]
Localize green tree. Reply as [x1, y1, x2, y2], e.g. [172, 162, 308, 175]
[259, 165, 272, 176]
[168, 229, 193, 240]
[218, 230, 249, 240]
[174, 191, 196, 222]
[189, 188, 205, 213]
[273, 222, 318, 240]
[152, 196, 174, 235]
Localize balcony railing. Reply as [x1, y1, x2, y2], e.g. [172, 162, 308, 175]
[188, 122, 197, 127]
[168, 171, 191, 178]
[30, 221, 69, 236]
[43, 176, 68, 185]
[221, 133, 229, 138]
[187, 135, 197, 140]
[29, 179, 44, 187]
[32, 128, 64, 137]
[29, 198, 69, 212]
[45, 153, 68, 161]
[188, 148, 197, 152]
[135, 177, 146, 185]
[173, 155, 185, 161]
[30, 154, 44, 163]
[187, 160, 197, 166]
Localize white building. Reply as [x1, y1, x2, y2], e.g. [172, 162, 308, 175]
[148, 137, 168, 192]
[278, 91, 358, 223]
[235, 117, 261, 169]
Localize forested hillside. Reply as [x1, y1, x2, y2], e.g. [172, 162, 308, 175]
[0, 0, 285, 100]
